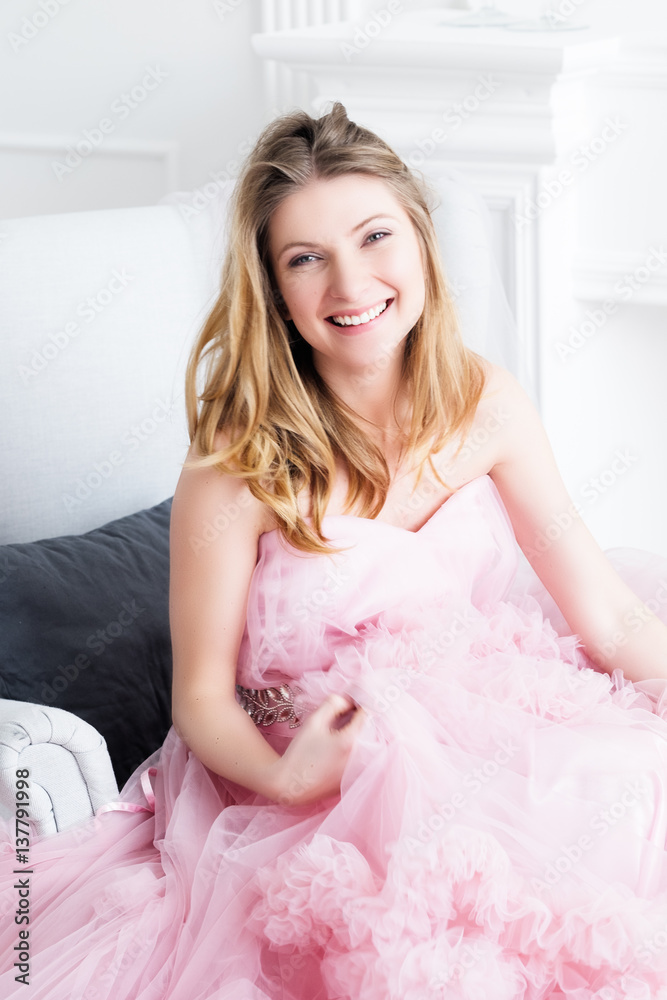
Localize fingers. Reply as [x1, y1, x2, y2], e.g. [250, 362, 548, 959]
[307, 692, 366, 734]
[343, 703, 367, 735]
[330, 692, 355, 710]
[330, 706, 356, 731]
[330, 695, 366, 733]
[312, 692, 351, 718]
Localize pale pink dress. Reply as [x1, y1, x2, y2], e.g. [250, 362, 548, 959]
[3, 475, 667, 998]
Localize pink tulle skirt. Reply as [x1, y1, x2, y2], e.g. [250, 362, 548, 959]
[4, 475, 667, 999]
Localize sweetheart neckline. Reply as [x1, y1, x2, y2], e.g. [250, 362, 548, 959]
[259, 474, 493, 541]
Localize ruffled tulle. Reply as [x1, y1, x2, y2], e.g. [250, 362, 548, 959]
[3, 475, 667, 998]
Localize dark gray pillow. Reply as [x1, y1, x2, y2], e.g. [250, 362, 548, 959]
[0, 499, 173, 788]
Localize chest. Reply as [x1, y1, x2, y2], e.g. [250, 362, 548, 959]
[304, 440, 493, 532]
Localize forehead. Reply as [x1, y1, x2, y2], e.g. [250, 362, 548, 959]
[268, 173, 410, 255]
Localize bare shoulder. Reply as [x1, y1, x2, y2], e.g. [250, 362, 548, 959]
[171, 438, 277, 550]
[470, 359, 541, 465]
[169, 438, 276, 707]
[440, 360, 533, 484]
[475, 358, 528, 418]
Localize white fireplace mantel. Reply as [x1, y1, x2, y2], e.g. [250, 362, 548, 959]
[251, 9, 622, 403]
[252, 14, 620, 162]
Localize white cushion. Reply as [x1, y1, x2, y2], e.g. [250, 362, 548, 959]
[0, 185, 234, 544]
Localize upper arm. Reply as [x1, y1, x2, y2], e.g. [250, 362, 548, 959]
[169, 445, 274, 719]
[483, 366, 639, 650]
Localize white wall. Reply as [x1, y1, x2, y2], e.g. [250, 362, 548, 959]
[2, 0, 666, 558]
[252, 1, 667, 557]
[0, 0, 267, 218]
[534, 12, 667, 556]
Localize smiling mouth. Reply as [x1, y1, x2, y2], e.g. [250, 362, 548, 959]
[327, 299, 391, 327]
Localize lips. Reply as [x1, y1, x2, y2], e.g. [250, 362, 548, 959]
[326, 299, 391, 328]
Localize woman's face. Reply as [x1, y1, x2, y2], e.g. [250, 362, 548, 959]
[268, 173, 426, 376]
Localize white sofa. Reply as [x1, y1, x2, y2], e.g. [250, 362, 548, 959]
[0, 169, 512, 834]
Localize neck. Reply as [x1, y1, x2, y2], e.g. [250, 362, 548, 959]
[315, 352, 409, 434]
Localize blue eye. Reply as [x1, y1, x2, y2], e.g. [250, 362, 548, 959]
[288, 231, 389, 267]
[289, 253, 318, 268]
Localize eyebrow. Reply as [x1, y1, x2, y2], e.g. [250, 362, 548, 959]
[275, 214, 399, 262]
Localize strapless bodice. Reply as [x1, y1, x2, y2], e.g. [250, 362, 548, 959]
[236, 475, 519, 690]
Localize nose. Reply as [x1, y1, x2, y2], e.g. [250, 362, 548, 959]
[327, 249, 371, 306]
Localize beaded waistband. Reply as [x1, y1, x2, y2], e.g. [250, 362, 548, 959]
[235, 682, 302, 729]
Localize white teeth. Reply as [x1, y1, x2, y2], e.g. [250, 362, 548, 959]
[330, 301, 388, 327]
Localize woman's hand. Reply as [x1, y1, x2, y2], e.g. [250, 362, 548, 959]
[269, 693, 366, 806]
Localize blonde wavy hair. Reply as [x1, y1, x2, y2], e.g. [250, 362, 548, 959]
[186, 102, 485, 553]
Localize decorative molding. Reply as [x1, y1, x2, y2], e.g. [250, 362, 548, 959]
[260, 0, 358, 31]
[254, 24, 619, 78]
[251, 11, 624, 402]
[260, 0, 360, 113]
[573, 250, 667, 306]
[253, 19, 619, 162]
[0, 133, 180, 193]
[464, 165, 540, 395]
[593, 37, 667, 90]
[420, 161, 539, 394]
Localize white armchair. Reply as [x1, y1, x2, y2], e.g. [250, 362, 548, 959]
[0, 700, 119, 836]
[0, 183, 238, 831]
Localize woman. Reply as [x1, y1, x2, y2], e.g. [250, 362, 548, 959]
[4, 102, 667, 999]
[167, 102, 667, 995]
